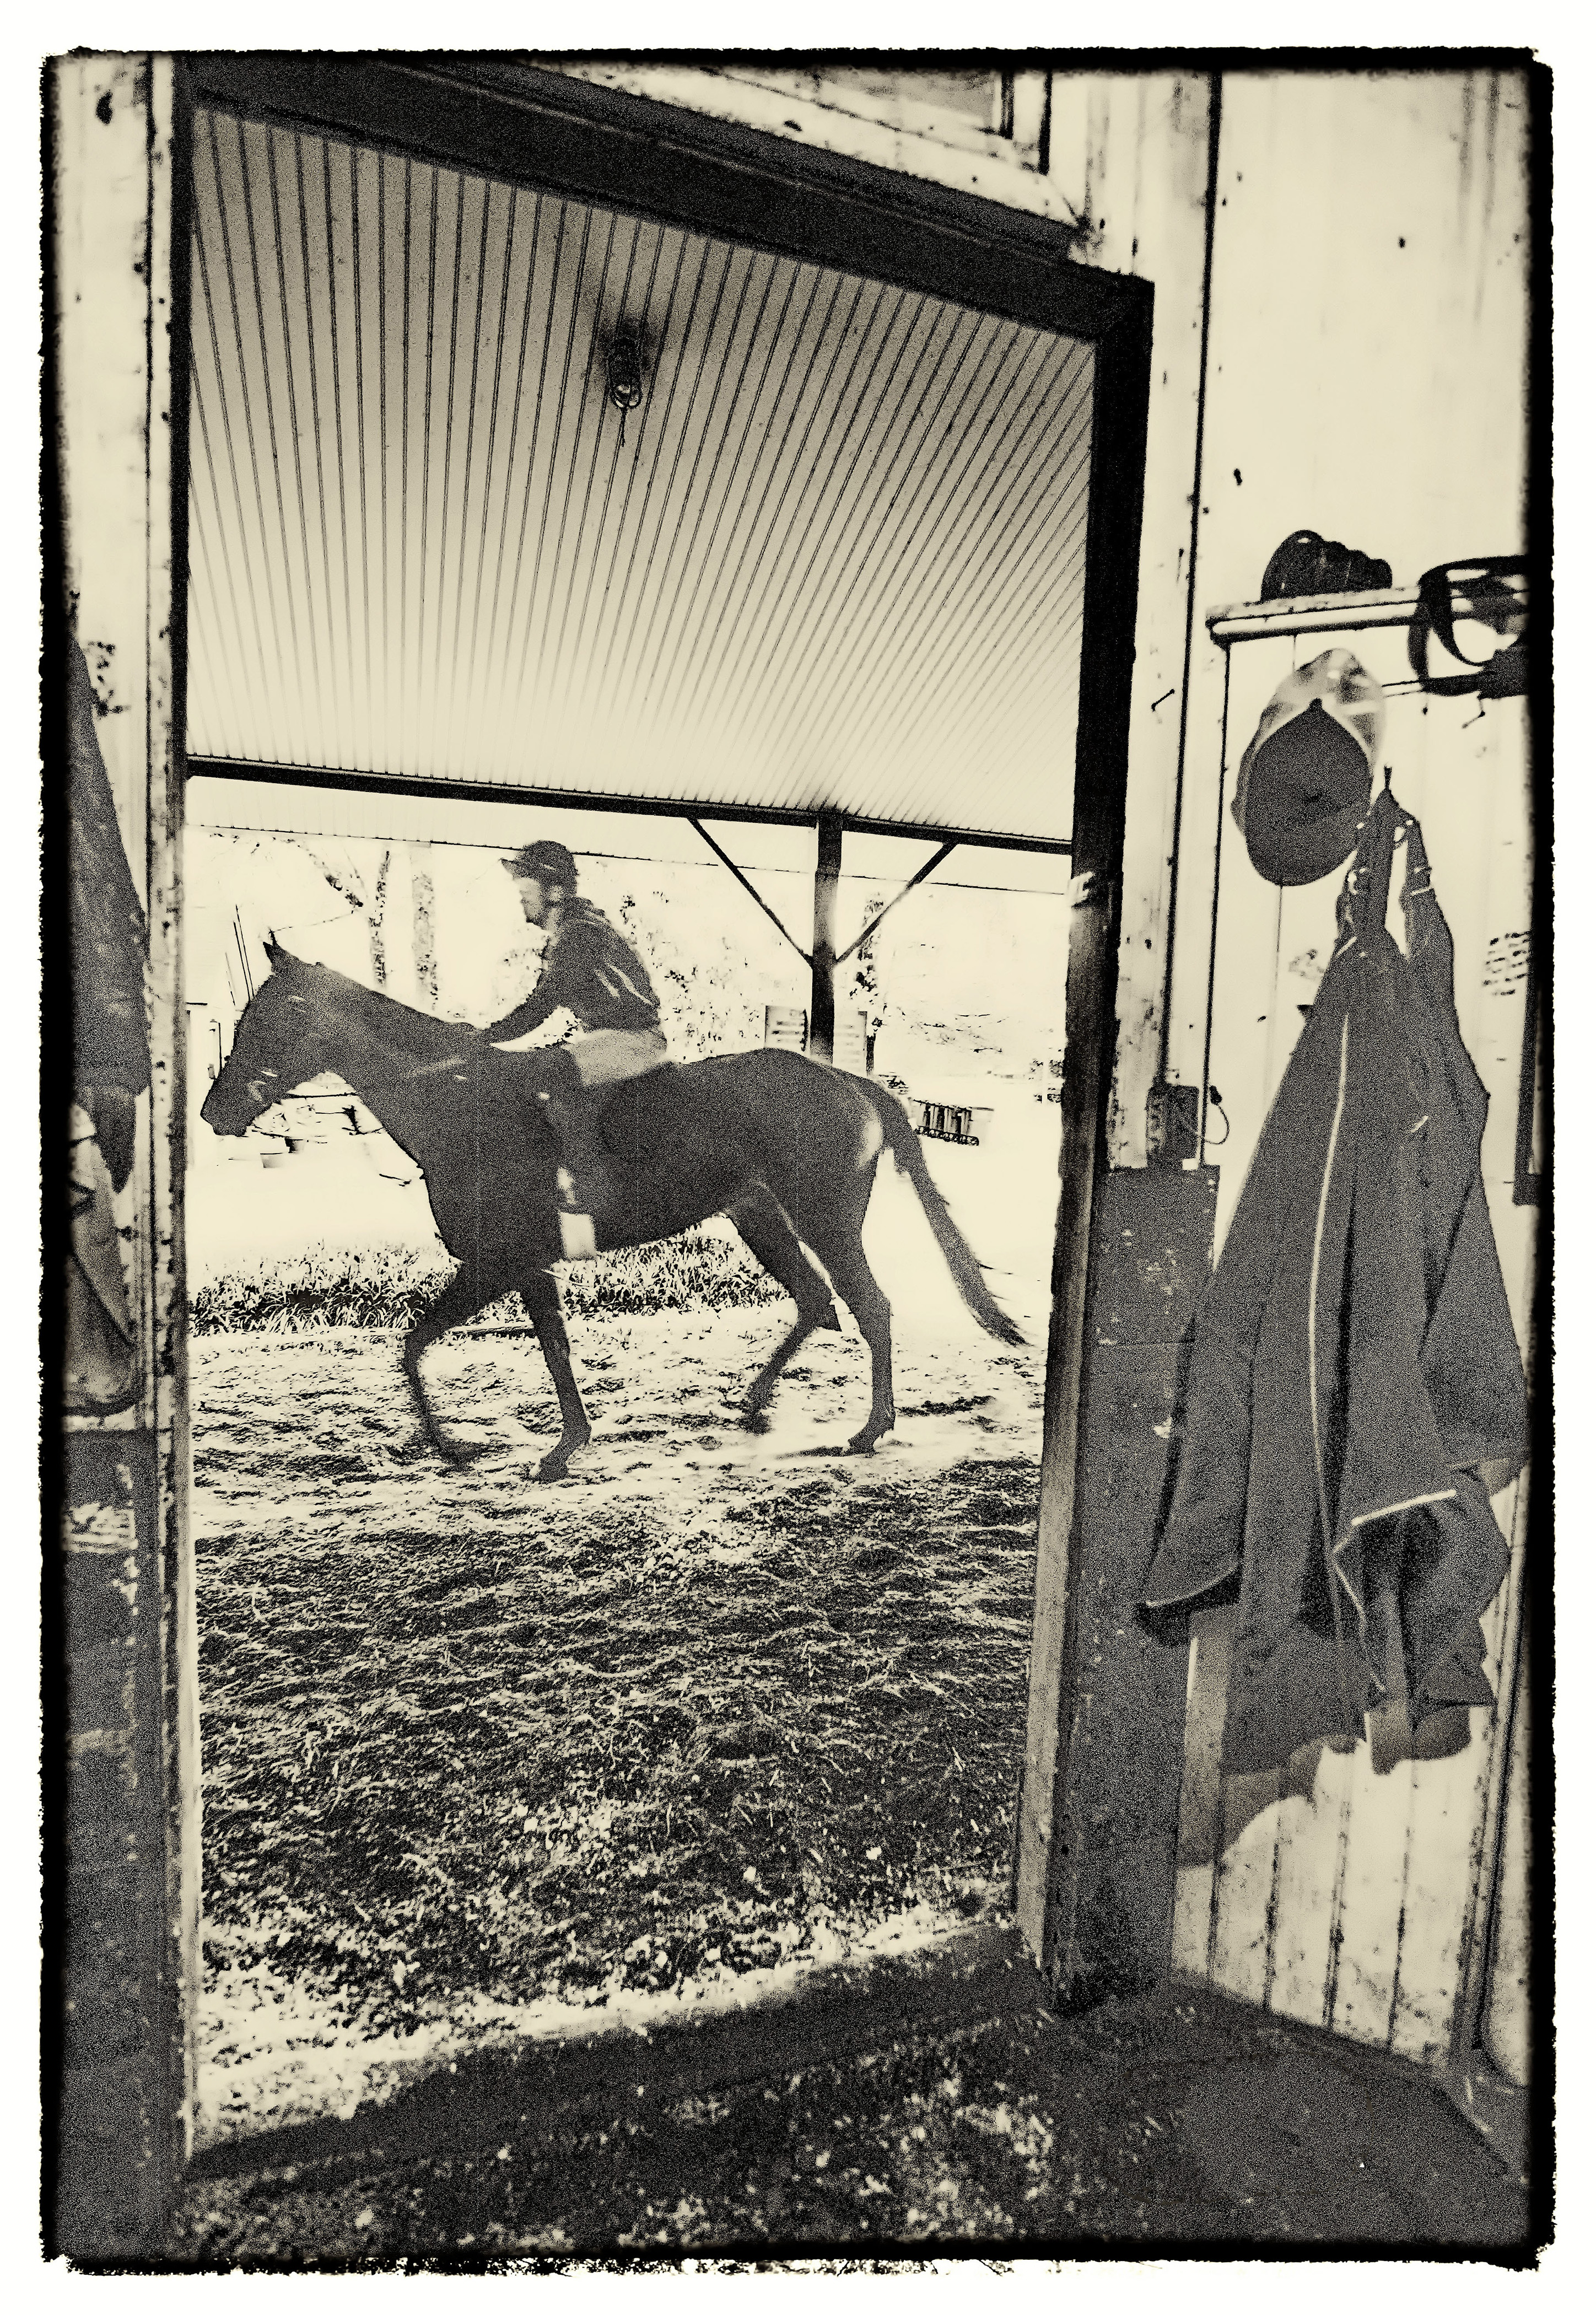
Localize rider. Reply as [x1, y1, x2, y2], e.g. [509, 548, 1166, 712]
[481, 840, 668, 1213]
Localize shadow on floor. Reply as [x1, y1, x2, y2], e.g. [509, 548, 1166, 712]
[168, 1930, 1537, 2265]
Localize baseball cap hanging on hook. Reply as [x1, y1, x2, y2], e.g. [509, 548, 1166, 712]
[1231, 647, 1387, 886]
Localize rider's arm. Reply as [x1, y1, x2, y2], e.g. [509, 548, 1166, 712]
[482, 918, 600, 1042]
[482, 984, 560, 1042]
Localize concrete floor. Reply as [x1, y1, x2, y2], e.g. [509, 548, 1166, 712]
[169, 1929, 1539, 2264]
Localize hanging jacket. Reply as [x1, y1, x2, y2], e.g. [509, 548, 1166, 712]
[1143, 787, 1527, 1774]
[484, 897, 662, 1041]
[68, 633, 149, 1096]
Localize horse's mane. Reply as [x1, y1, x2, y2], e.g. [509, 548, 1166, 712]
[274, 954, 468, 1058]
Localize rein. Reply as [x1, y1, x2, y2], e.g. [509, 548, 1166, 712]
[249, 1046, 477, 1127]
[387, 1050, 478, 1085]
[245, 970, 505, 1115]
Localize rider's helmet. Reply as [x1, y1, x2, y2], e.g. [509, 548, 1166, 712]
[503, 839, 578, 890]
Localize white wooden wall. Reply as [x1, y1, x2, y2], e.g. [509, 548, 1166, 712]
[1172, 613, 1535, 2070]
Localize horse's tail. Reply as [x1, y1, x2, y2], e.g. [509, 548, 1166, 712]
[860, 1081, 1026, 1347]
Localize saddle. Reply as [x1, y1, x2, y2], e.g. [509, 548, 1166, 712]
[592, 1062, 691, 1167]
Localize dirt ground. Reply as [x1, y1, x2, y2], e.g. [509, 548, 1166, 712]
[191, 1165, 1054, 2147]
[172, 1966, 1534, 2261]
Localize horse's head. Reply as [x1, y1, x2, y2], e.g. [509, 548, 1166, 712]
[200, 942, 340, 1137]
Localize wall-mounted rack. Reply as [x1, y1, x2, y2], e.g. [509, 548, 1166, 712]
[1210, 582, 1435, 645]
[1206, 575, 1529, 695]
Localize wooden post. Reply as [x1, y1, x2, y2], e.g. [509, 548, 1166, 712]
[1045, 73, 1220, 1166]
[50, 54, 197, 2256]
[809, 809, 842, 1065]
[1026, 1166, 1216, 2006]
[1013, 259, 1173, 2000]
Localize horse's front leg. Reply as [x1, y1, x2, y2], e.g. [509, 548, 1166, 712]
[521, 1268, 592, 1482]
[401, 1262, 498, 1464]
[739, 1313, 823, 1431]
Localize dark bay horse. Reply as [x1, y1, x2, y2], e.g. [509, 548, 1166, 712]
[201, 945, 1023, 1477]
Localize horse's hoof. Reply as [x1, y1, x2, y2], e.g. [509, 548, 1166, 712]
[536, 1436, 589, 1482]
[739, 1406, 772, 1435]
[845, 1430, 884, 1456]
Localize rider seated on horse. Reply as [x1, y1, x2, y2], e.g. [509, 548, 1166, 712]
[482, 839, 668, 1213]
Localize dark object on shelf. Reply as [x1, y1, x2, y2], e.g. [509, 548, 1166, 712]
[1408, 557, 1529, 699]
[1260, 531, 1393, 601]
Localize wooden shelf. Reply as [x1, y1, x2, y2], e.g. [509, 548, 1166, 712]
[1207, 573, 1527, 647]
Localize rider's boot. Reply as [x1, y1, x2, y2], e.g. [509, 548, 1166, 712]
[520, 1046, 603, 1255]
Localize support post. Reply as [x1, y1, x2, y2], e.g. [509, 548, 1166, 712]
[1013, 262, 1158, 1998]
[809, 809, 842, 1065]
[49, 54, 197, 2257]
[1028, 1166, 1216, 2005]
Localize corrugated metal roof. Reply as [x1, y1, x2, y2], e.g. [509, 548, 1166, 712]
[187, 108, 1091, 844]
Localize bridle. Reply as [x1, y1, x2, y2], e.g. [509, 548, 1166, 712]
[240, 1044, 492, 1123]
[224, 973, 490, 1130]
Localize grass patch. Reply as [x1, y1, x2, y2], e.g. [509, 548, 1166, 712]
[191, 1230, 787, 1334]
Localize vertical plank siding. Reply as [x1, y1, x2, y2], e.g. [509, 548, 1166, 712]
[1482, 1627, 1533, 2086]
[1174, 628, 1536, 2066]
[1046, 73, 1218, 1163]
[1156, 70, 1536, 2075]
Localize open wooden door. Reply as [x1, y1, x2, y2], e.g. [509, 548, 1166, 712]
[1171, 593, 1539, 2107]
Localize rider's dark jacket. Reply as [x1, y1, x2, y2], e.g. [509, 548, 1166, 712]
[484, 897, 662, 1041]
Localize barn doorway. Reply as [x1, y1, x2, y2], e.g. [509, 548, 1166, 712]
[176, 56, 1149, 2144]
[185, 794, 1074, 2134]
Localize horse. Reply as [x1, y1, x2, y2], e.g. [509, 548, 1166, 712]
[200, 944, 1023, 1477]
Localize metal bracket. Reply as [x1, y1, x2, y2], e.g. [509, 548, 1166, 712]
[1146, 1079, 1200, 1166]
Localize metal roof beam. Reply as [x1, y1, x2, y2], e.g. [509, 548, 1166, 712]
[686, 816, 811, 965]
[833, 838, 958, 966]
[184, 757, 1075, 855]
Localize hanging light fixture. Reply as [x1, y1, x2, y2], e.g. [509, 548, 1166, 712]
[605, 334, 644, 446]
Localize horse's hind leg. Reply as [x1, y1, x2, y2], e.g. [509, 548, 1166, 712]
[812, 1231, 896, 1455]
[727, 1186, 840, 1429]
[520, 1268, 591, 1482]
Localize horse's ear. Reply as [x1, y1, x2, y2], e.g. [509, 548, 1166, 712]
[263, 935, 295, 970]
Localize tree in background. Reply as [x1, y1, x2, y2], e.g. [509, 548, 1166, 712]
[410, 862, 438, 1005]
[287, 839, 394, 991]
[273, 838, 449, 1012]
[610, 880, 786, 1062]
[843, 886, 892, 1073]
